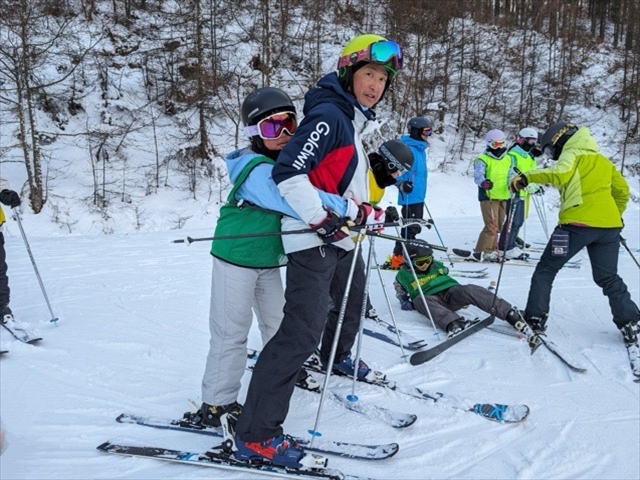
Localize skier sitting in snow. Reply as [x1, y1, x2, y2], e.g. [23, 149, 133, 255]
[394, 239, 540, 346]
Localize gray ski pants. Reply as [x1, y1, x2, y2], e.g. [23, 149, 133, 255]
[201, 257, 284, 406]
[414, 284, 514, 331]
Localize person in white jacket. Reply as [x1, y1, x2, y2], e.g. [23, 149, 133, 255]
[0, 178, 21, 323]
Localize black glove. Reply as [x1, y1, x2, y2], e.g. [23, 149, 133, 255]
[399, 181, 413, 194]
[310, 209, 350, 244]
[480, 179, 493, 190]
[0, 190, 20, 208]
[384, 206, 399, 222]
[509, 175, 528, 193]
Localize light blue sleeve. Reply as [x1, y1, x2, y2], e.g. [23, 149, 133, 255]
[473, 159, 487, 186]
[236, 164, 347, 220]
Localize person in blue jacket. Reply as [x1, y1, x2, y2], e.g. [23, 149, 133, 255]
[388, 116, 432, 268]
[233, 33, 404, 468]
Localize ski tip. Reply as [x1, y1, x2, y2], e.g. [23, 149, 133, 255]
[27, 338, 43, 345]
[396, 414, 418, 428]
[96, 441, 113, 451]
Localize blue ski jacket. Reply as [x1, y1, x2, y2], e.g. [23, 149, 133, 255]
[396, 135, 428, 206]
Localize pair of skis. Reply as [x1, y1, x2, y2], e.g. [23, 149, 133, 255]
[0, 321, 42, 345]
[109, 385, 529, 479]
[407, 308, 590, 375]
[102, 343, 532, 478]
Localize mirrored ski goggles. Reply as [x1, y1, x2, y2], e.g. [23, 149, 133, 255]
[338, 40, 403, 76]
[518, 136, 537, 146]
[414, 255, 433, 268]
[422, 127, 433, 137]
[487, 139, 506, 150]
[245, 111, 297, 140]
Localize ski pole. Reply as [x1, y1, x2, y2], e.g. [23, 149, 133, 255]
[531, 194, 549, 240]
[308, 234, 365, 447]
[423, 202, 454, 267]
[11, 209, 59, 324]
[371, 246, 408, 359]
[620, 236, 640, 269]
[490, 194, 519, 312]
[349, 236, 375, 398]
[400, 239, 441, 339]
[171, 220, 427, 244]
[392, 223, 440, 340]
[362, 229, 472, 257]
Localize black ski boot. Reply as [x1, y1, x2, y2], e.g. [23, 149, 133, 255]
[505, 309, 542, 354]
[446, 317, 480, 339]
[619, 320, 640, 382]
[200, 401, 243, 427]
[620, 321, 639, 348]
[295, 368, 320, 392]
[446, 319, 466, 338]
[527, 313, 548, 333]
[1, 305, 14, 324]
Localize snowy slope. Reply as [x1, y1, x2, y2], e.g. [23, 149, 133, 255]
[1, 175, 639, 479]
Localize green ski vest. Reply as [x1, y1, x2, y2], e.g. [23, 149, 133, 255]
[476, 153, 511, 200]
[211, 157, 287, 268]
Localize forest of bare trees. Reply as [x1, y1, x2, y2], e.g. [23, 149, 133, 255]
[0, 0, 638, 218]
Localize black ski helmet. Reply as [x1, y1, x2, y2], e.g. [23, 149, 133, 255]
[379, 140, 413, 172]
[241, 87, 296, 127]
[404, 239, 434, 267]
[241, 87, 296, 159]
[539, 121, 578, 160]
[407, 117, 433, 140]
[369, 140, 414, 188]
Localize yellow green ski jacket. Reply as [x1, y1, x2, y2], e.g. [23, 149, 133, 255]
[524, 128, 628, 228]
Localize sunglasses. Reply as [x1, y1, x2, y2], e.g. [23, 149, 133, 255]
[487, 139, 506, 150]
[422, 127, 432, 137]
[245, 111, 297, 140]
[414, 255, 433, 268]
[338, 40, 403, 76]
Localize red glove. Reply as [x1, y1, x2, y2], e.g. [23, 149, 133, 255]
[355, 203, 385, 231]
[310, 209, 350, 244]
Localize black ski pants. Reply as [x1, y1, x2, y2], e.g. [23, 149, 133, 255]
[0, 232, 9, 307]
[394, 203, 424, 255]
[525, 225, 639, 328]
[235, 245, 366, 442]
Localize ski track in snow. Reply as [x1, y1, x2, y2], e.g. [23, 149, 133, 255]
[0, 205, 639, 480]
